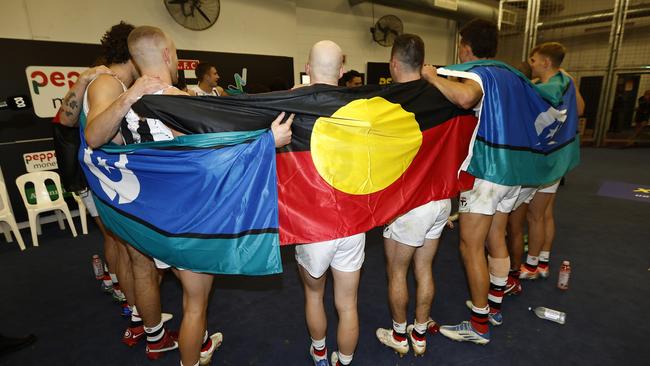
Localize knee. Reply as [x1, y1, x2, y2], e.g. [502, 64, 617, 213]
[527, 210, 544, 223]
[334, 298, 357, 314]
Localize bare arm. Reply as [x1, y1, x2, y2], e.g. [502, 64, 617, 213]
[422, 65, 483, 109]
[57, 66, 114, 127]
[85, 75, 168, 148]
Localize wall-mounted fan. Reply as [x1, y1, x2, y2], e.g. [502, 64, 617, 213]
[370, 15, 404, 47]
[165, 0, 220, 31]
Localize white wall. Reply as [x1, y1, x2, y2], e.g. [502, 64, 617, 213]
[0, 0, 459, 84]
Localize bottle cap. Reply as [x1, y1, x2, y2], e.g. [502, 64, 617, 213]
[562, 260, 570, 265]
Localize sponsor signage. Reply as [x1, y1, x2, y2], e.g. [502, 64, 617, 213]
[23, 150, 58, 172]
[25, 66, 88, 118]
[178, 59, 200, 70]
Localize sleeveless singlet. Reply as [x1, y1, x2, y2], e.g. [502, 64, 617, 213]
[83, 76, 174, 145]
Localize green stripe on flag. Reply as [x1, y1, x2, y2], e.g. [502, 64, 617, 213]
[99, 129, 268, 153]
[93, 196, 282, 275]
[467, 137, 580, 187]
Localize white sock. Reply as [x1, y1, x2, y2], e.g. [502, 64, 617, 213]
[337, 351, 353, 365]
[526, 255, 539, 266]
[413, 320, 428, 334]
[144, 321, 165, 343]
[311, 336, 326, 350]
[311, 337, 327, 360]
[392, 320, 407, 334]
[539, 251, 550, 262]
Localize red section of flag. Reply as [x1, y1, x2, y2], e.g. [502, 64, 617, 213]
[276, 114, 477, 245]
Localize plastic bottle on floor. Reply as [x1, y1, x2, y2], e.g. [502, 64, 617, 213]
[529, 306, 566, 324]
[557, 260, 571, 290]
[92, 255, 104, 280]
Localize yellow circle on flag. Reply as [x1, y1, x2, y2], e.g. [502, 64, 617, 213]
[311, 97, 423, 195]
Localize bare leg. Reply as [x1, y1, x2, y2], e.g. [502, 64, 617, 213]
[298, 265, 327, 341]
[126, 245, 161, 327]
[113, 236, 135, 306]
[507, 204, 528, 270]
[383, 238, 416, 324]
[487, 212, 510, 259]
[177, 270, 214, 366]
[412, 239, 440, 324]
[542, 194, 556, 252]
[331, 268, 361, 356]
[458, 213, 492, 308]
[95, 218, 117, 275]
[526, 193, 554, 257]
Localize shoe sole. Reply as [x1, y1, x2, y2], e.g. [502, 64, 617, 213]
[406, 325, 426, 357]
[145, 341, 179, 360]
[375, 329, 409, 357]
[439, 328, 489, 345]
[199, 333, 223, 365]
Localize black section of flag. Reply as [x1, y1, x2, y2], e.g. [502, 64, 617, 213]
[133, 80, 473, 152]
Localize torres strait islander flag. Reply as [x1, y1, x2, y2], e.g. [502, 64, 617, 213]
[438, 60, 580, 186]
[134, 80, 478, 245]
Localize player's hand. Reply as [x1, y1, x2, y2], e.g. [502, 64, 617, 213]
[80, 65, 115, 84]
[421, 64, 438, 82]
[271, 112, 294, 148]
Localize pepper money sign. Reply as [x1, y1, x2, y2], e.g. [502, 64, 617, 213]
[24, 66, 87, 118]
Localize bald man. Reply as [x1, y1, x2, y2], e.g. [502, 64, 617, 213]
[295, 40, 362, 366]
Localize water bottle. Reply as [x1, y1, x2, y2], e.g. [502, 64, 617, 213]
[529, 306, 566, 324]
[557, 260, 571, 290]
[92, 255, 104, 280]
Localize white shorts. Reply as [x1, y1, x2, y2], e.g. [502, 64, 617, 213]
[80, 189, 99, 217]
[459, 178, 521, 215]
[383, 199, 451, 247]
[295, 233, 365, 278]
[153, 258, 171, 269]
[538, 180, 560, 194]
[153, 258, 185, 271]
[513, 187, 537, 210]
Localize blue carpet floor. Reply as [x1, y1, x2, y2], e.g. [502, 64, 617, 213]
[1, 147, 648, 365]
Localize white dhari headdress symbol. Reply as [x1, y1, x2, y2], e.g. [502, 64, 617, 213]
[83, 147, 140, 204]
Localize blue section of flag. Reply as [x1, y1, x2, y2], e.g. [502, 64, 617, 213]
[78, 127, 282, 275]
[444, 62, 580, 186]
[471, 66, 578, 152]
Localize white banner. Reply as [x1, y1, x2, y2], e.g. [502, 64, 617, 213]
[25, 66, 88, 118]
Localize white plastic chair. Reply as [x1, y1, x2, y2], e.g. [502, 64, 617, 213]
[0, 180, 26, 251]
[72, 192, 88, 235]
[15, 171, 77, 247]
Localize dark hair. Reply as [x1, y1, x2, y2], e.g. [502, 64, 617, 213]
[391, 34, 425, 71]
[340, 70, 363, 85]
[459, 19, 498, 58]
[100, 21, 135, 65]
[195, 62, 216, 80]
[530, 42, 566, 68]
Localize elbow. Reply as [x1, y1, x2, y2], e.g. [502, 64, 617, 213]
[458, 97, 477, 110]
[85, 132, 101, 149]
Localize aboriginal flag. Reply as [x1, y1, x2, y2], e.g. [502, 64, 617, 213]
[134, 80, 477, 244]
